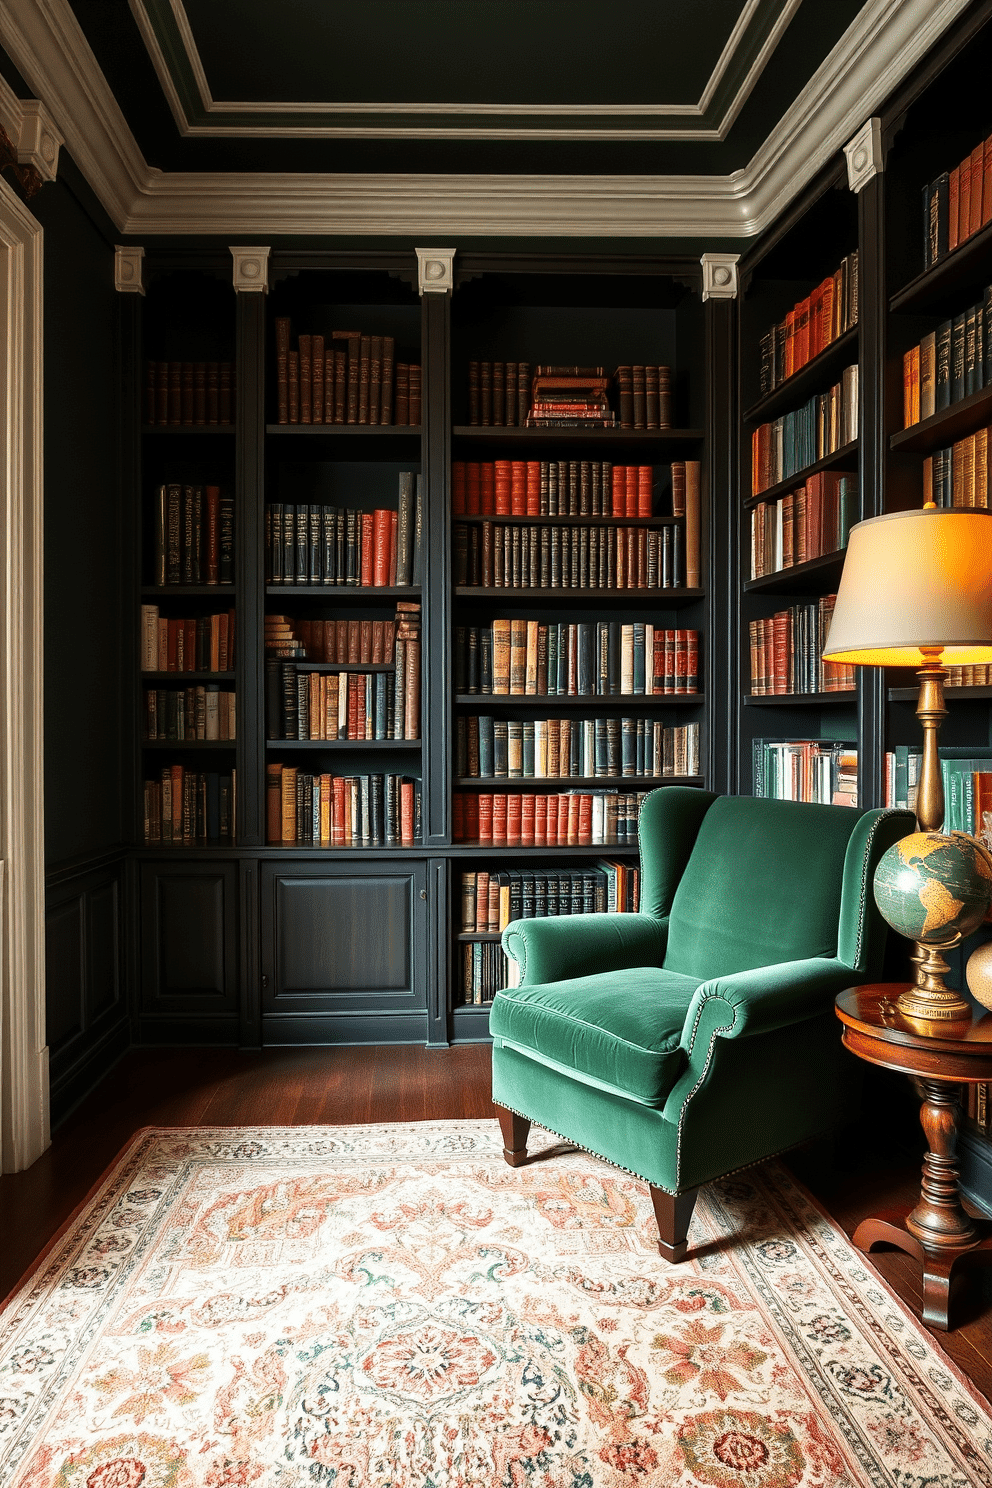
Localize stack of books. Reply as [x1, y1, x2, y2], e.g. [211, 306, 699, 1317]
[757, 253, 858, 395]
[526, 366, 615, 428]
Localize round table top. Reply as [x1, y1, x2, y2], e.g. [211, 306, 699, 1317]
[835, 984, 992, 1081]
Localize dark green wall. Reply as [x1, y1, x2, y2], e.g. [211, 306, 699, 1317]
[30, 164, 124, 865]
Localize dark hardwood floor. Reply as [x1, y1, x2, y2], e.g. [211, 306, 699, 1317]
[1, 1045, 990, 1401]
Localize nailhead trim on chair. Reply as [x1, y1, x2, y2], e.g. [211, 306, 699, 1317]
[853, 810, 898, 972]
[674, 996, 737, 1188]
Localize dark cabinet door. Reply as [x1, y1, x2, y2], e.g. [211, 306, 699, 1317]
[260, 859, 428, 1044]
[139, 860, 239, 1040]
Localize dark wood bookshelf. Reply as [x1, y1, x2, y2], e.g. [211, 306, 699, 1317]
[454, 694, 702, 708]
[265, 585, 421, 600]
[452, 426, 703, 448]
[888, 685, 992, 702]
[277, 661, 396, 673]
[142, 585, 236, 597]
[141, 671, 236, 681]
[265, 738, 421, 750]
[742, 326, 859, 426]
[458, 932, 503, 942]
[889, 383, 992, 454]
[265, 424, 421, 437]
[142, 424, 236, 435]
[141, 738, 236, 748]
[455, 775, 702, 788]
[890, 216, 992, 316]
[446, 844, 640, 858]
[742, 691, 857, 707]
[453, 513, 681, 527]
[454, 586, 703, 605]
[743, 441, 858, 510]
[743, 550, 846, 595]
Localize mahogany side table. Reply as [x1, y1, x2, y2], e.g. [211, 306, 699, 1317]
[834, 984, 992, 1332]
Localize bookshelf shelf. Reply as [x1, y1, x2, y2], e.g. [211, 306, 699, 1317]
[265, 739, 421, 750]
[457, 932, 503, 942]
[743, 550, 846, 594]
[142, 425, 236, 435]
[141, 739, 236, 749]
[742, 692, 857, 707]
[452, 426, 703, 449]
[888, 685, 992, 702]
[742, 326, 859, 426]
[889, 383, 992, 454]
[890, 216, 992, 315]
[454, 694, 702, 709]
[278, 661, 396, 673]
[266, 424, 421, 437]
[455, 775, 700, 788]
[453, 513, 681, 528]
[454, 586, 704, 605]
[142, 586, 236, 598]
[743, 441, 858, 510]
[446, 844, 639, 858]
[142, 671, 236, 681]
[266, 586, 421, 600]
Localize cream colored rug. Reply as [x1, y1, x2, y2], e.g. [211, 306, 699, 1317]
[1, 1122, 990, 1486]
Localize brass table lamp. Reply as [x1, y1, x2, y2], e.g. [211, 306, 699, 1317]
[822, 505, 992, 1021]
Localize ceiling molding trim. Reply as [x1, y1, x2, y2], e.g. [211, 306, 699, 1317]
[126, 0, 795, 142]
[0, 0, 969, 238]
[0, 74, 61, 183]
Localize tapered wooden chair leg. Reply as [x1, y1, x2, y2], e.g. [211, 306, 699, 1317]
[495, 1104, 531, 1167]
[650, 1185, 697, 1262]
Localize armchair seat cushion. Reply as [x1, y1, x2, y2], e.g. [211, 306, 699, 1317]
[490, 966, 703, 1107]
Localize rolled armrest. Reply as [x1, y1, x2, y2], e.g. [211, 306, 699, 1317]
[502, 912, 668, 987]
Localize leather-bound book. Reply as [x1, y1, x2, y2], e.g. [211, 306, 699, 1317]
[167, 362, 182, 423]
[194, 362, 207, 424]
[468, 361, 480, 424]
[219, 363, 233, 424]
[369, 335, 383, 424]
[394, 363, 409, 425]
[287, 352, 300, 423]
[632, 366, 646, 429]
[357, 335, 371, 423]
[480, 361, 492, 425]
[493, 362, 505, 426]
[274, 317, 291, 423]
[381, 336, 395, 424]
[298, 335, 312, 424]
[312, 335, 325, 424]
[408, 365, 421, 426]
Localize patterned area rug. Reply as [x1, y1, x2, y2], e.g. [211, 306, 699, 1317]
[1, 1123, 990, 1487]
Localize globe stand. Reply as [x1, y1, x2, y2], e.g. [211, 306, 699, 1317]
[897, 936, 971, 1022]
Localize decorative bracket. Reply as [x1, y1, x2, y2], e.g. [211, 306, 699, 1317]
[844, 118, 883, 193]
[230, 246, 271, 292]
[114, 245, 145, 294]
[700, 253, 740, 302]
[416, 247, 455, 294]
[16, 101, 61, 184]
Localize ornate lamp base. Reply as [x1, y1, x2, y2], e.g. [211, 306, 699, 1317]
[895, 936, 972, 1023]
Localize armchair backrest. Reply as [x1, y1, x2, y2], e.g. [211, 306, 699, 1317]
[638, 788, 913, 981]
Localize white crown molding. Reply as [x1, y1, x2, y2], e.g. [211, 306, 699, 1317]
[0, 0, 972, 238]
[230, 244, 269, 292]
[129, 0, 796, 143]
[416, 247, 455, 294]
[701, 253, 740, 300]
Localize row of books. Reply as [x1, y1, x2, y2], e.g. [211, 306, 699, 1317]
[266, 662, 420, 743]
[526, 367, 615, 429]
[946, 666, 992, 686]
[151, 484, 234, 587]
[461, 861, 640, 934]
[144, 360, 235, 426]
[921, 428, 992, 509]
[748, 599, 855, 696]
[461, 942, 514, 1005]
[882, 746, 920, 811]
[453, 461, 653, 519]
[453, 790, 645, 846]
[265, 768, 421, 847]
[455, 622, 701, 697]
[265, 615, 399, 664]
[265, 482, 423, 587]
[922, 132, 992, 269]
[273, 320, 420, 425]
[143, 768, 236, 844]
[454, 521, 690, 592]
[748, 473, 857, 579]
[750, 366, 858, 496]
[456, 716, 700, 781]
[143, 686, 236, 741]
[139, 608, 235, 673]
[757, 252, 859, 396]
[901, 293, 992, 427]
[752, 739, 857, 807]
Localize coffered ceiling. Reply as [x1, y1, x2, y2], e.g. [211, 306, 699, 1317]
[0, 0, 974, 237]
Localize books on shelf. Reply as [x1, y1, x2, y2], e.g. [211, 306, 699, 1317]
[749, 472, 857, 579]
[143, 768, 236, 844]
[461, 862, 640, 934]
[614, 366, 673, 429]
[265, 474, 422, 587]
[454, 520, 686, 590]
[902, 293, 992, 428]
[527, 368, 615, 429]
[882, 745, 922, 813]
[750, 366, 858, 496]
[152, 483, 234, 586]
[454, 621, 700, 696]
[466, 362, 673, 429]
[945, 665, 992, 686]
[456, 716, 699, 779]
[265, 767, 421, 846]
[273, 319, 420, 426]
[453, 790, 645, 845]
[462, 941, 515, 1005]
[753, 739, 857, 806]
[921, 426, 992, 508]
[452, 461, 659, 518]
[922, 133, 992, 269]
[758, 253, 859, 395]
[144, 360, 234, 426]
[748, 597, 855, 695]
[265, 615, 398, 664]
[140, 608, 235, 672]
[144, 686, 236, 741]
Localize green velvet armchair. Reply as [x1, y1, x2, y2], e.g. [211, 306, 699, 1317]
[491, 787, 913, 1261]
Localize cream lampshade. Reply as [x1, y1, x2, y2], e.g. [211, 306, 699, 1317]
[823, 505, 992, 1022]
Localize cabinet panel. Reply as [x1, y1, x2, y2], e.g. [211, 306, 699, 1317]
[140, 860, 239, 1018]
[260, 859, 427, 1043]
[46, 897, 84, 1055]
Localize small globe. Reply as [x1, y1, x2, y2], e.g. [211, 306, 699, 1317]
[873, 831, 992, 945]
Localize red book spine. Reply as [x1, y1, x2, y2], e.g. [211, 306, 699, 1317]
[400, 780, 414, 847]
[526, 462, 541, 516]
[506, 792, 522, 846]
[534, 794, 548, 847]
[388, 511, 398, 586]
[452, 792, 465, 842]
[494, 460, 511, 516]
[452, 461, 467, 516]
[372, 508, 392, 586]
[567, 794, 580, 846]
[578, 793, 593, 846]
[625, 465, 638, 518]
[481, 462, 496, 515]
[478, 793, 494, 845]
[467, 463, 482, 516]
[675, 631, 688, 694]
[492, 793, 508, 847]
[520, 793, 535, 846]
[511, 461, 527, 516]
[638, 465, 652, 519]
[360, 512, 374, 586]
[612, 466, 626, 517]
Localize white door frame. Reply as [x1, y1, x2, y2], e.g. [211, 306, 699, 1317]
[0, 174, 48, 1172]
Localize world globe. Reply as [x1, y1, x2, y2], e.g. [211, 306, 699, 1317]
[873, 831, 992, 945]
